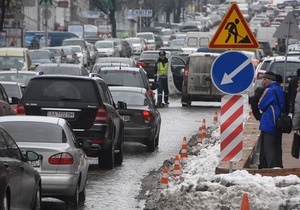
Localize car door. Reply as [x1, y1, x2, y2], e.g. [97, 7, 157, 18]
[0, 129, 23, 209]
[168, 55, 186, 94]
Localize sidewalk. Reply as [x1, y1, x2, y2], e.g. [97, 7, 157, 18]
[216, 114, 300, 177]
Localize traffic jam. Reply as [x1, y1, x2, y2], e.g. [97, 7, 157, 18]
[1, 0, 300, 209]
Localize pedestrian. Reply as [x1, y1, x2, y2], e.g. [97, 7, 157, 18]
[155, 50, 169, 108]
[258, 71, 285, 168]
[288, 68, 300, 116]
[30, 36, 39, 49]
[292, 77, 300, 131]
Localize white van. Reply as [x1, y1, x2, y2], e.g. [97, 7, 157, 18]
[183, 32, 212, 49]
[181, 52, 223, 106]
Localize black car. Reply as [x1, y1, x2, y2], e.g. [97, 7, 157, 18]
[92, 66, 158, 102]
[17, 74, 126, 169]
[109, 87, 161, 152]
[136, 50, 161, 80]
[0, 125, 41, 210]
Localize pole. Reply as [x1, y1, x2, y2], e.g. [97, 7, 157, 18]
[45, 5, 48, 47]
[107, 8, 109, 37]
[283, 19, 291, 91]
[37, 0, 40, 30]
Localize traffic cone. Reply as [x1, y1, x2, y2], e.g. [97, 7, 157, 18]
[240, 192, 250, 210]
[161, 167, 169, 188]
[173, 155, 181, 177]
[180, 136, 188, 159]
[213, 111, 218, 124]
[197, 126, 202, 144]
[202, 119, 207, 139]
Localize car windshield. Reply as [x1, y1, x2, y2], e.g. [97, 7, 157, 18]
[62, 40, 85, 49]
[137, 34, 153, 40]
[110, 91, 147, 106]
[95, 41, 113, 48]
[0, 56, 24, 70]
[1, 122, 65, 143]
[140, 52, 159, 59]
[69, 46, 82, 53]
[99, 71, 143, 87]
[126, 38, 141, 44]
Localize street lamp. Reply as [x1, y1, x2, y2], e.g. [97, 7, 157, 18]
[139, 0, 143, 32]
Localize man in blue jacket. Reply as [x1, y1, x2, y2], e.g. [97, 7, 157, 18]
[258, 71, 285, 168]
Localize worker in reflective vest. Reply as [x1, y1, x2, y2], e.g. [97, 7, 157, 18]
[155, 50, 169, 108]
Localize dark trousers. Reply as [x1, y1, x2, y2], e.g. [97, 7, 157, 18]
[259, 131, 283, 169]
[157, 77, 169, 104]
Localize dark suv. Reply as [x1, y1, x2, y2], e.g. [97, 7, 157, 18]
[17, 74, 126, 169]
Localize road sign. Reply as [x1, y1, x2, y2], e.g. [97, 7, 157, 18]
[273, 11, 300, 39]
[211, 51, 255, 95]
[134, 10, 153, 17]
[209, 3, 259, 49]
[220, 94, 243, 162]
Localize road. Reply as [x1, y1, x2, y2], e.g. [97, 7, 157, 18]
[41, 94, 222, 209]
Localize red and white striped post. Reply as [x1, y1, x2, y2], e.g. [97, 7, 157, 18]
[220, 95, 244, 167]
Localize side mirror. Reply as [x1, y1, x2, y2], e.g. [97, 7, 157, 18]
[11, 97, 20, 104]
[117, 101, 127, 109]
[150, 82, 159, 90]
[26, 151, 40, 161]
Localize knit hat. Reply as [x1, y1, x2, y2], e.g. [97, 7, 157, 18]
[261, 71, 276, 81]
[275, 74, 283, 83]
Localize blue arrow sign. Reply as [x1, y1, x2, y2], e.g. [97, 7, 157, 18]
[211, 51, 255, 95]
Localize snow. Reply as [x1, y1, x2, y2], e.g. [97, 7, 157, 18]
[143, 113, 300, 210]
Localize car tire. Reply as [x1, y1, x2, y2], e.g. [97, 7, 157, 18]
[155, 132, 160, 147]
[99, 142, 115, 169]
[115, 133, 124, 165]
[32, 184, 41, 210]
[2, 190, 8, 210]
[66, 182, 79, 209]
[78, 185, 86, 206]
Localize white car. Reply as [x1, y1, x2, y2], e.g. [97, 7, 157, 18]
[136, 32, 156, 50]
[94, 40, 120, 57]
[0, 115, 90, 208]
[65, 45, 88, 67]
[125, 37, 144, 55]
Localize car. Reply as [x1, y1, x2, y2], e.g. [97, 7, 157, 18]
[136, 32, 156, 50]
[94, 40, 120, 57]
[265, 56, 300, 90]
[0, 124, 42, 210]
[41, 46, 67, 63]
[29, 49, 55, 67]
[0, 70, 36, 85]
[86, 42, 99, 65]
[35, 63, 89, 76]
[136, 50, 161, 80]
[109, 86, 161, 152]
[169, 39, 185, 48]
[16, 74, 126, 169]
[125, 37, 144, 55]
[92, 66, 158, 102]
[61, 46, 80, 64]
[0, 81, 25, 110]
[0, 47, 35, 71]
[62, 38, 89, 66]
[0, 83, 17, 115]
[65, 45, 88, 67]
[0, 115, 90, 208]
[95, 57, 136, 67]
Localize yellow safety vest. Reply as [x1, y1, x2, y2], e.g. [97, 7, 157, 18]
[157, 62, 168, 76]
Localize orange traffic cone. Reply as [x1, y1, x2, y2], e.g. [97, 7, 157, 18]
[197, 126, 202, 144]
[180, 136, 188, 159]
[161, 167, 169, 188]
[173, 155, 181, 177]
[213, 111, 218, 124]
[202, 119, 207, 139]
[240, 192, 250, 210]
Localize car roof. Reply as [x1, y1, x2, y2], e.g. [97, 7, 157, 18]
[36, 63, 82, 68]
[0, 70, 36, 75]
[100, 67, 142, 72]
[0, 81, 24, 86]
[30, 74, 102, 82]
[0, 115, 63, 124]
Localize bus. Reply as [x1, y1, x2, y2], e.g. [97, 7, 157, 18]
[24, 31, 80, 48]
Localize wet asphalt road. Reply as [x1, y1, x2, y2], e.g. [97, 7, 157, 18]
[41, 95, 222, 210]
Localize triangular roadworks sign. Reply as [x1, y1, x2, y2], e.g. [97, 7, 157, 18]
[209, 3, 259, 49]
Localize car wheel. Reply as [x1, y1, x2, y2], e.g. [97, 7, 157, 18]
[78, 186, 86, 206]
[99, 142, 115, 169]
[155, 132, 160, 147]
[32, 184, 41, 210]
[2, 190, 9, 210]
[66, 182, 79, 209]
[147, 136, 155, 152]
[115, 133, 124, 165]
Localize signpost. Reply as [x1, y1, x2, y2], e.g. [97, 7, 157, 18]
[273, 12, 300, 89]
[208, 3, 259, 171]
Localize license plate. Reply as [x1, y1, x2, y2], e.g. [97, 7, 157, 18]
[28, 160, 40, 167]
[47, 111, 75, 118]
[121, 115, 130, 122]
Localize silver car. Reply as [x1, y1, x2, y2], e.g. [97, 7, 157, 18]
[0, 115, 90, 208]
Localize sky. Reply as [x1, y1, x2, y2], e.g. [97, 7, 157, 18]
[145, 114, 300, 210]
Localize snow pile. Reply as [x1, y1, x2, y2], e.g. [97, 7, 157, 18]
[142, 123, 300, 210]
